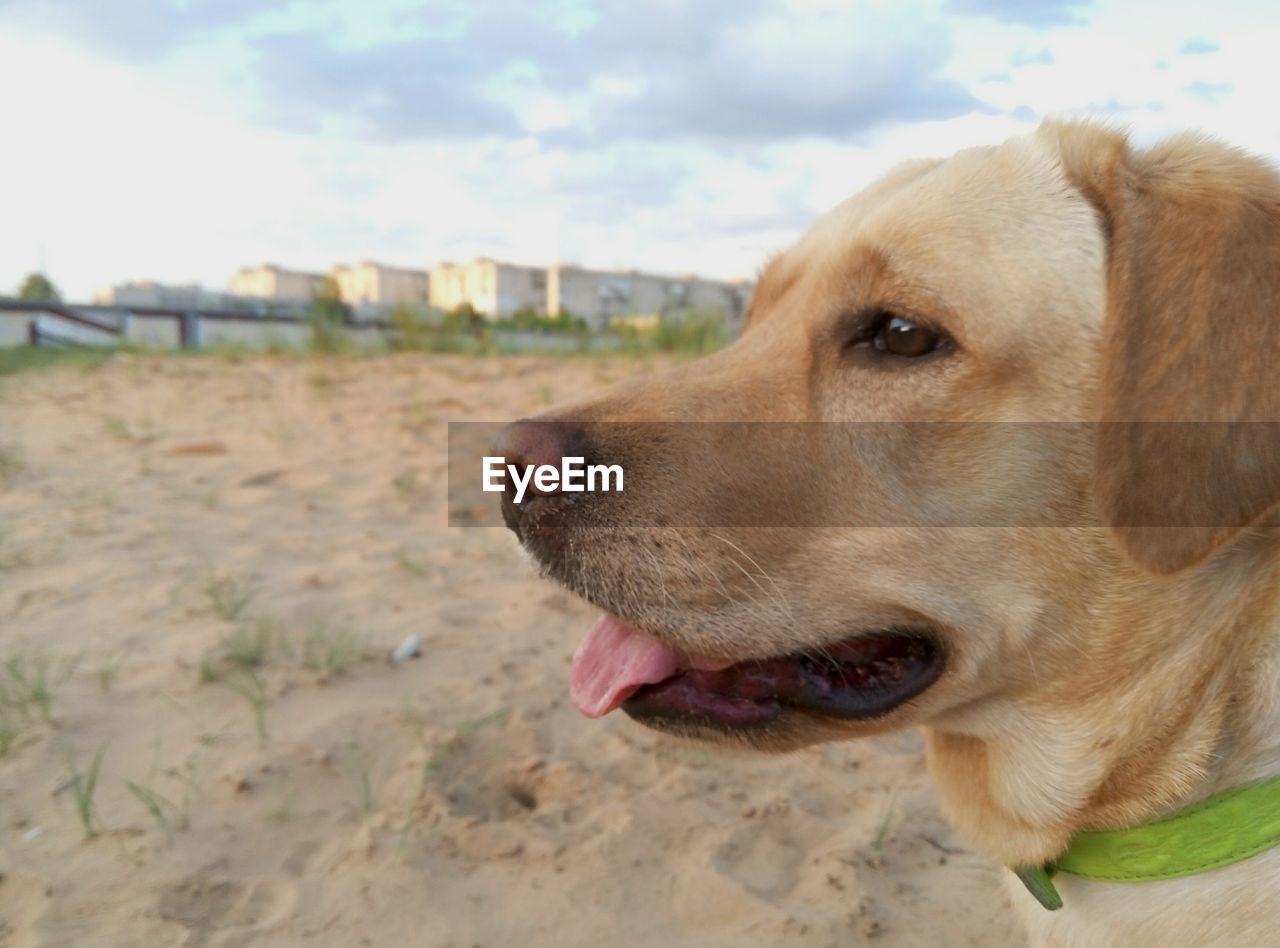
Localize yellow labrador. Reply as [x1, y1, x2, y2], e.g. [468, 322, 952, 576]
[494, 122, 1280, 947]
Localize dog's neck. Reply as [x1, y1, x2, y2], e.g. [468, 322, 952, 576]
[924, 529, 1280, 870]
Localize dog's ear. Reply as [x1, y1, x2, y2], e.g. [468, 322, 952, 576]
[1051, 123, 1280, 574]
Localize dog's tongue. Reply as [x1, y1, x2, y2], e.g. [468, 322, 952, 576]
[570, 615, 682, 718]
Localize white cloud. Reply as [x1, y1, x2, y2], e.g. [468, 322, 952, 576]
[2, 0, 1278, 301]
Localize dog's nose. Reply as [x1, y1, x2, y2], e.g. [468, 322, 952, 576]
[491, 419, 592, 530]
[491, 419, 576, 496]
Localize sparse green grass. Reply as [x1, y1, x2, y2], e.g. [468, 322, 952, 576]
[95, 651, 125, 692]
[872, 790, 900, 854]
[224, 669, 271, 747]
[391, 468, 420, 498]
[125, 757, 195, 845]
[0, 445, 24, 484]
[393, 547, 430, 576]
[197, 616, 368, 685]
[306, 370, 337, 393]
[104, 416, 131, 440]
[197, 657, 222, 684]
[398, 401, 437, 433]
[208, 341, 250, 362]
[126, 780, 176, 844]
[421, 707, 511, 785]
[0, 345, 115, 376]
[266, 795, 292, 825]
[616, 312, 732, 358]
[301, 623, 364, 677]
[399, 694, 427, 729]
[263, 332, 293, 356]
[224, 618, 277, 671]
[205, 575, 257, 621]
[0, 525, 29, 572]
[1, 648, 80, 723]
[399, 711, 509, 859]
[456, 706, 511, 736]
[346, 743, 375, 819]
[65, 745, 108, 838]
[0, 712, 18, 758]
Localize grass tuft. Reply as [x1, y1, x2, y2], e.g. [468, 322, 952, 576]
[95, 651, 125, 692]
[0, 711, 18, 758]
[66, 745, 108, 838]
[223, 618, 277, 671]
[391, 468, 419, 498]
[346, 743, 375, 820]
[125, 759, 195, 846]
[420, 707, 511, 786]
[0, 345, 114, 377]
[301, 623, 364, 677]
[224, 669, 271, 747]
[0, 445, 24, 484]
[1, 648, 80, 723]
[872, 789, 900, 854]
[197, 657, 222, 684]
[204, 575, 257, 621]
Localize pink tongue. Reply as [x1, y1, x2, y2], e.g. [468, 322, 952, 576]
[570, 615, 682, 718]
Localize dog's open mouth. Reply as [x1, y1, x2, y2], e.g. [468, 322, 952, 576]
[570, 614, 943, 730]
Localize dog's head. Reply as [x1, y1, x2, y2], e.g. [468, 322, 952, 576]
[495, 122, 1280, 767]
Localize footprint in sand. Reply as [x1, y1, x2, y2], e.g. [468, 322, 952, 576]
[0, 871, 52, 948]
[713, 825, 805, 899]
[281, 839, 323, 878]
[155, 875, 296, 945]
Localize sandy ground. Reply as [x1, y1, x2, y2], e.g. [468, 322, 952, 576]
[0, 353, 1021, 947]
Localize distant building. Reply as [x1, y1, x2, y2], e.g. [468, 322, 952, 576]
[229, 264, 329, 302]
[429, 258, 546, 318]
[330, 262, 429, 308]
[93, 281, 275, 314]
[547, 265, 753, 329]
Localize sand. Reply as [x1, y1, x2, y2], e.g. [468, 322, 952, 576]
[0, 352, 1021, 947]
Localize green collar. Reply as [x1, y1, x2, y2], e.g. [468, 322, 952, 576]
[1014, 774, 1280, 911]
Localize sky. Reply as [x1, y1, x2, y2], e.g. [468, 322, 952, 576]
[0, 0, 1275, 300]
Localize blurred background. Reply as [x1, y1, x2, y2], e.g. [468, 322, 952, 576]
[0, 2, 1271, 946]
[0, 0, 1272, 311]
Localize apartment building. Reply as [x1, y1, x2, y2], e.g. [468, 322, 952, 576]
[331, 261, 429, 307]
[93, 281, 282, 314]
[547, 265, 753, 329]
[429, 258, 546, 318]
[229, 264, 329, 302]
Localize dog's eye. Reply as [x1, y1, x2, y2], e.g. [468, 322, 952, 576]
[873, 314, 938, 357]
[848, 311, 944, 359]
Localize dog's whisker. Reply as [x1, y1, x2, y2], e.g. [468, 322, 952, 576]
[708, 532, 797, 624]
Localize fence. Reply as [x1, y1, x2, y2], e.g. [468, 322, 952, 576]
[0, 299, 395, 352]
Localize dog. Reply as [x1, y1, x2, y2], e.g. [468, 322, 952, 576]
[493, 121, 1280, 946]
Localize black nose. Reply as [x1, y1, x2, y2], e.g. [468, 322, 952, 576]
[490, 419, 593, 531]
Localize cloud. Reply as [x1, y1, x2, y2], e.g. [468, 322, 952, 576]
[1011, 47, 1054, 67]
[1078, 97, 1165, 115]
[1178, 37, 1219, 55]
[7, 0, 987, 147]
[569, 11, 987, 144]
[945, 0, 1094, 27]
[457, 141, 693, 211]
[1182, 80, 1233, 103]
[0, 0, 276, 61]
[248, 29, 527, 140]
[291, 3, 978, 145]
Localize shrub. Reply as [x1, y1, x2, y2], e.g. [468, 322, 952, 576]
[308, 278, 348, 353]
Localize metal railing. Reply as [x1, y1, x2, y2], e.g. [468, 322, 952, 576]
[0, 298, 388, 349]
